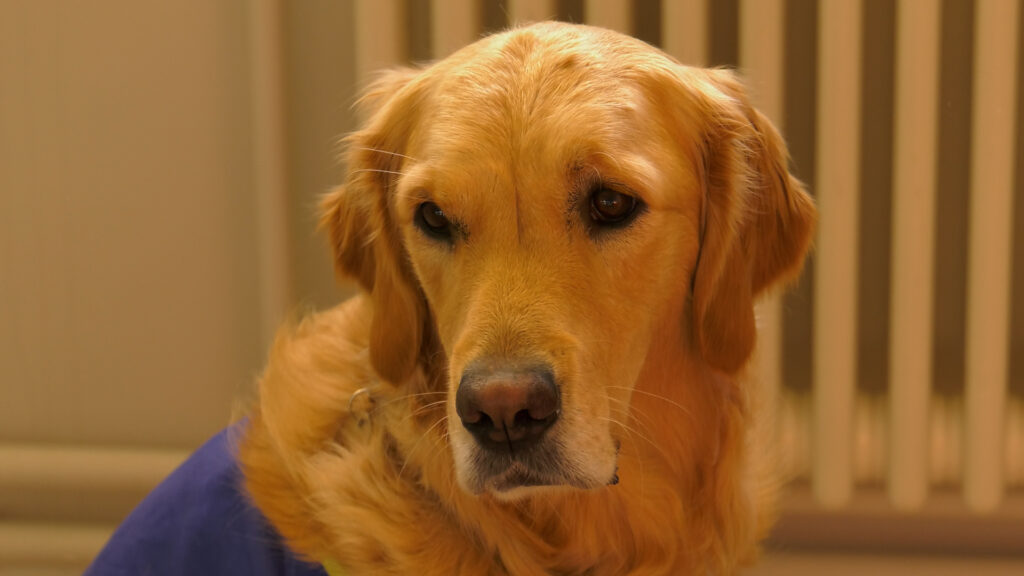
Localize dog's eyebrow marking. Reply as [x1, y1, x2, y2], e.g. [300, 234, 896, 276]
[563, 160, 589, 232]
[592, 150, 623, 172]
[565, 159, 604, 211]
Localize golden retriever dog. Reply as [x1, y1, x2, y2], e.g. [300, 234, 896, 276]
[240, 21, 815, 575]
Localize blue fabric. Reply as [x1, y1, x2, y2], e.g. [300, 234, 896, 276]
[85, 427, 327, 576]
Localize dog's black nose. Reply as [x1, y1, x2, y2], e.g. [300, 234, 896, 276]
[456, 364, 559, 451]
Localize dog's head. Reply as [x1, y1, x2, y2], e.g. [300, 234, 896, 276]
[322, 23, 815, 499]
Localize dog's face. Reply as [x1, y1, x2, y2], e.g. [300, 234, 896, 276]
[324, 23, 815, 499]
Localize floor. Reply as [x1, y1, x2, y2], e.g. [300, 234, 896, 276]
[6, 552, 1024, 576]
[748, 551, 1024, 575]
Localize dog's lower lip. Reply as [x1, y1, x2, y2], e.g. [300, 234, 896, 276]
[490, 464, 551, 491]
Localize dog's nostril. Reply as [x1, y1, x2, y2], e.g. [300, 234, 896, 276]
[466, 412, 493, 430]
[459, 406, 483, 426]
[525, 389, 558, 423]
[455, 364, 560, 451]
[514, 410, 532, 427]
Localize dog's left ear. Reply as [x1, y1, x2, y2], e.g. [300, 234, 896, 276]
[320, 68, 427, 384]
[687, 69, 817, 374]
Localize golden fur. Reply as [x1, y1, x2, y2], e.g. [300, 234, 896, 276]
[240, 22, 816, 575]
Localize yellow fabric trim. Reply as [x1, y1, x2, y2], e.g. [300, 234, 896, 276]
[321, 558, 346, 576]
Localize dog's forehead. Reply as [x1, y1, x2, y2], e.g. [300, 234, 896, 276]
[392, 25, 697, 215]
[425, 29, 656, 140]
[404, 97, 665, 212]
[409, 42, 661, 174]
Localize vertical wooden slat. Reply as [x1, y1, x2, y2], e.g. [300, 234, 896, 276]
[855, 394, 887, 483]
[813, 0, 862, 508]
[739, 0, 786, 468]
[930, 394, 962, 485]
[888, 0, 941, 511]
[738, 0, 785, 177]
[432, 0, 480, 58]
[584, 0, 631, 34]
[250, 0, 290, 351]
[663, 0, 709, 66]
[509, 0, 555, 24]
[965, 0, 1019, 513]
[780, 390, 812, 479]
[354, 0, 404, 83]
[1008, 400, 1024, 487]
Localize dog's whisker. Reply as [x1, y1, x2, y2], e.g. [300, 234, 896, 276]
[605, 396, 654, 435]
[599, 415, 671, 466]
[601, 413, 648, 499]
[605, 394, 654, 425]
[605, 396, 661, 442]
[398, 415, 449, 480]
[408, 398, 448, 412]
[605, 399, 654, 445]
[601, 418, 650, 499]
[349, 168, 408, 178]
[376, 391, 447, 410]
[606, 386, 694, 421]
[397, 399, 449, 427]
[352, 146, 420, 162]
[381, 390, 447, 401]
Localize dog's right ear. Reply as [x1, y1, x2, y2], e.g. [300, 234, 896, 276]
[320, 68, 427, 385]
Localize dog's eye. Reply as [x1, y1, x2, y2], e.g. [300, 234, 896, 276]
[415, 201, 452, 240]
[589, 188, 638, 226]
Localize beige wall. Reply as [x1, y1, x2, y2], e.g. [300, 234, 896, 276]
[1, 1, 358, 448]
[284, 0, 359, 311]
[1, 1, 262, 450]
[0, 1, 353, 573]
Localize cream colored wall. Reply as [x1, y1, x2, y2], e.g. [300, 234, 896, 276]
[0, 1, 261, 450]
[283, 0, 359, 311]
[0, 1, 352, 573]
[1, 1, 359, 447]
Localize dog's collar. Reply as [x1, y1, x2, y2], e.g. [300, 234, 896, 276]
[347, 386, 376, 427]
[321, 390, 377, 575]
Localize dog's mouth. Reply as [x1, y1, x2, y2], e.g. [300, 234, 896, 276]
[463, 438, 621, 497]
[487, 461, 558, 492]
[486, 462, 621, 494]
